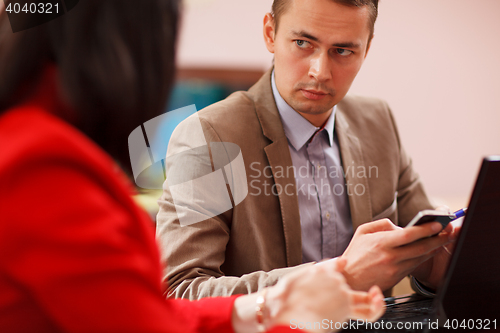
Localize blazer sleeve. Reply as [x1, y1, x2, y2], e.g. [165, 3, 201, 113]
[156, 114, 308, 300]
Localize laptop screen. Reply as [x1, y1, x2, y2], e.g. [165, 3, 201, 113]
[435, 156, 500, 321]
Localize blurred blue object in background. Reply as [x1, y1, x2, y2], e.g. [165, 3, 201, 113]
[129, 105, 198, 189]
[167, 80, 228, 111]
[129, 79, 229, 190]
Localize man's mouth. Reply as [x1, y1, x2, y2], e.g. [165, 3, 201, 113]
[301, 89, 328, 101]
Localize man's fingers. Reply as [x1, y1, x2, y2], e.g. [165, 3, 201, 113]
[443, 225, 461, 253]
[389, 222, 444, 247]
[395, 231, 451, 261]
[443, 222, 453, 234]
[451, 224, 461, 240]
[359, 219, 400, 234]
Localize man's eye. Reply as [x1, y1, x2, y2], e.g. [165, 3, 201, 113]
[336, 48, 353, 56]
[295, 40, 309, 48]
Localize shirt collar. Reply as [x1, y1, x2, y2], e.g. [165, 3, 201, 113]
[271, 70, 336, 151]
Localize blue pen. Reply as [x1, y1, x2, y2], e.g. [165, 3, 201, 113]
[452, 208, 467, 220]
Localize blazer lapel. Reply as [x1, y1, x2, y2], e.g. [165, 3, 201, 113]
[249, 70, 303, 267]
[335, 107, 373, 230]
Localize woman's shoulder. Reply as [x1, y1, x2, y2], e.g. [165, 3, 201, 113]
[0, 106, 111, 171]
[0, 104, 156, 261]
[0, 105, 135, 192]
[0, 105, 142, 225]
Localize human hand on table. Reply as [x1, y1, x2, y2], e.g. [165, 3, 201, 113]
[232, 258, 385, 333]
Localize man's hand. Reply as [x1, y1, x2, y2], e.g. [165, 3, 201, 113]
[339, 219, 454, 292]
[410, 222, 461, 290]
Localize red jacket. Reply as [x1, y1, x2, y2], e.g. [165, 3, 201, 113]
[0, 69, 294, 333]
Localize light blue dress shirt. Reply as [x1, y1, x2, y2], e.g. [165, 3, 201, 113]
[271, 71, 353, 263]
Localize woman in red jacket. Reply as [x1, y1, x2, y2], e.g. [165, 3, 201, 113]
[0, 1, 384, 332]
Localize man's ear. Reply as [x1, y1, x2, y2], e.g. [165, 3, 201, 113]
[364, 35, 374, 59]
[263, 13, 276, 54]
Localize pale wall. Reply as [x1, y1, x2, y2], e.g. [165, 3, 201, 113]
[178, 0, 500, 209]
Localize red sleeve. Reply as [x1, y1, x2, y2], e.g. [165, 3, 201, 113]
[0, 117, 237, 333]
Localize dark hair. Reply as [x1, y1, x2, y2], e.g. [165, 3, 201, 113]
[0, 0, 180, 175]
[271, 0, 378, 42]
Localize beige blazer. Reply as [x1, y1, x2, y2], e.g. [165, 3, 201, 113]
[156, 70, 433, 300]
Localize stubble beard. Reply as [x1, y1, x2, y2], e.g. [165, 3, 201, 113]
[290, 83, 337, 115]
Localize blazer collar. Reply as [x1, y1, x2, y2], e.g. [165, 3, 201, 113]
[248, 68, 303, 266]
[248, 68, 287, 143]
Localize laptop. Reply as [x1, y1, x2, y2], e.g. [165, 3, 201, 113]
[345, 156, 500, 332]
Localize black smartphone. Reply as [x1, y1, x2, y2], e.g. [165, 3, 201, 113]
[405, 209, 456, 232]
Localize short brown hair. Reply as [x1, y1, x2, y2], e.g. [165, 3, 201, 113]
[271, 0, 379, 42]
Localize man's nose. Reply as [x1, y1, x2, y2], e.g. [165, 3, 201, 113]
[308, 52, 332, 82]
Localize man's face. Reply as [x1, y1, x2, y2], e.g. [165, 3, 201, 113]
[264, 0, 372, 123]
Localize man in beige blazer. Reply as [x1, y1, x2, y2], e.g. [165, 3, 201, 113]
[157, 0, 457, 300]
